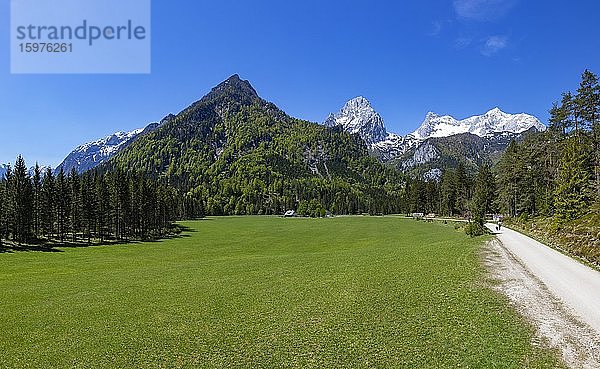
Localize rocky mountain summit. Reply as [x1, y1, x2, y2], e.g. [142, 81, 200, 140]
[324, 97, 546, 177]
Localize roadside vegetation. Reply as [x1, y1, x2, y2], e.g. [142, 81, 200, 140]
[494, 70, 600, 263]
[505, 205, 600, 266]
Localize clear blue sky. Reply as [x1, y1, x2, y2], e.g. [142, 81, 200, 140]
[1, 0, 599, 167]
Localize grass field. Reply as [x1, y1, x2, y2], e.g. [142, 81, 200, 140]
[0, 217, 559, 368]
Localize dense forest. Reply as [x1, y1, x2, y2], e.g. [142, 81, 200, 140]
[494, 70, 600, 262]
[0, 156, 181, 248]
[495, 70, 599, 221]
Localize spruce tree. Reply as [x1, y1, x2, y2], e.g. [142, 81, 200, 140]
[472, 164, 496, 223]
[560, 92, 576, 134]
[95, 173, 110, 242]
[12, 156, 33, 244]
[69, 168, 82, 242]
[454, 163, 469, 216]
[576, 70, 600, 131]
[32, 164, 42, 238]
[80, 173, 95, 243]
[55, 169, 69, 243]
[576, 70, 600, 198]
[549, 102, 569, 136]
[0, 180, 4, 246]
[3, 165, 13, 241]
[496, 141, 520, 217]
[440, 170, 457, 216]
[554, 138, 592, 224]
[41, 168, 56, 239]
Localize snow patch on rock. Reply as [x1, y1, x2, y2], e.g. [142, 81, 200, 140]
[412, 108, 545, 140]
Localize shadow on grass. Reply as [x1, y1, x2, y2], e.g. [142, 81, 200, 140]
[0, 243, 63, 253]
[0, 224, 196, 253]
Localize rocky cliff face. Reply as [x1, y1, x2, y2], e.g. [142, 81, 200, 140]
[324, 96, 387, 144]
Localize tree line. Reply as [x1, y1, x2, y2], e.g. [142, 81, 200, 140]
[0, 156, 182, 247]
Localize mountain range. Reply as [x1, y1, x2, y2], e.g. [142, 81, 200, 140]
[0, 75, 546, 182]
[0, 163, 52, 179]
[55, 119, 169, 174]
[324, 96, 545, 178]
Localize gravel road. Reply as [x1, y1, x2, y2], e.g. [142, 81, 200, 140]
[484, 223, 600, 368]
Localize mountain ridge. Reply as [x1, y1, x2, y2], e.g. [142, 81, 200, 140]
[55, 114, 177, 174]
[412, 107, 545, 140]
[324, 96, 546, 178]
[26, 77, 547, 178]
[325, 97, 545, 145]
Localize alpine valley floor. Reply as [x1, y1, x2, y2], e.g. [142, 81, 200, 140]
[0, 217, 562, 368]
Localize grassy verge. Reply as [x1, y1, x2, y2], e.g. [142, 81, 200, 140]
[504, 207, 600, 267]
[0, 217, 560, 368]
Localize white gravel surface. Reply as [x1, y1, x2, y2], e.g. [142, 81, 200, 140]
[484, 224, 600, 368]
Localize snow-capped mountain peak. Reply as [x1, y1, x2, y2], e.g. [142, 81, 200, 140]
[0, 163, 9, 179]
[56, 121, 160, 174]
[412, 108, 545, 140]
[325, 96, 387, 144]
[324, 98, 546, 172]
[76, 128, 145, 158]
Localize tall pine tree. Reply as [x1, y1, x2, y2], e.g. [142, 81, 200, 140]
[576, 70, 600, 198]
[554, 138, 592, 224]
[32, 164, 42, 237]
[12, 156, 33, 243]
[41, 168, 56, 239]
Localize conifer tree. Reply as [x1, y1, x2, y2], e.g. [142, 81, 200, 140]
[440, 169, 457, 216]
[95, 173, 110, 242]
[41, 168, 55, 239]
[0, 180, 4, 246]
[560, 92, 576, 134]
[576, 70, 600, 198]
[55, 169, 69, 242]
[32, 164, 42, 237]
[576, 70, 600, 131]
[554, 138, 592, 224]
[69, 168, 82, 242]
[549, 102, 569, 136]
[80, 173, 95, 243]
[3, 165, 13, 241]
[454, 163, 469, 215]
[12, 156, 33, 243]
[472, 164, 496, 222]
[496, 141, 520, 217]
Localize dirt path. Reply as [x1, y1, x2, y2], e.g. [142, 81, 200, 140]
[484, 224, 600, 368]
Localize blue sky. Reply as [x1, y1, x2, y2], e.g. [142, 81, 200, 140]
[1, 0, 599, 167]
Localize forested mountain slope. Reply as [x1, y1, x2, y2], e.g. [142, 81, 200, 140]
[105, 75, 405, 216]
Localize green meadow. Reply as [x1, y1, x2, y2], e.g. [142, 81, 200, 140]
[0, 217, 559, 368]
